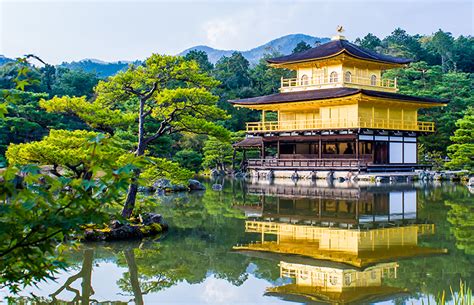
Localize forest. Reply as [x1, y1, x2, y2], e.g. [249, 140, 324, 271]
[0, 28, 473, 293]
[0, 28, 473, 174]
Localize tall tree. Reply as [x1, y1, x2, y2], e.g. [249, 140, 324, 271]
[41, 54, 229, 218]
[184, 50, 214, 73]
[446, 107, 474, 173]
[292, 41, 311, 53]
[429, 30, 455, 72]
[354, 33, 382, 51]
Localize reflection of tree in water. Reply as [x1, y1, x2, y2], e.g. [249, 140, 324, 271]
[445, 196, 474, 256]
[50, 249, 96, 304]
[387, 184, 474, 303]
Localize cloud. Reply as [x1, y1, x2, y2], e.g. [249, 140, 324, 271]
[203, 17, 240, 48]
[200, 276, 240, 304]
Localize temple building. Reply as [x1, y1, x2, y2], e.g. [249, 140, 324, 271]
[230, 28, 447, 177]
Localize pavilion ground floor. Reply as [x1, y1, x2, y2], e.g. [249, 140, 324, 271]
[235, 130, 426, 174]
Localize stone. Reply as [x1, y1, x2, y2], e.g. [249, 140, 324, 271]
[188, 179, 206, 191]
[153, 178, 172, 190]
[108, 225, 143, 240]
[139, 212, 163, 225]
[233, 171, 246, 178]
[110, 219, 123, 229]
[210, 169, 224, 177]
[153, 178, 188, 192]
[468, 177, 474, 187]
[212, 184, 223, 191]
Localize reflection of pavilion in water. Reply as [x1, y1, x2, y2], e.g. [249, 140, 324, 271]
[266, 261, 406, 304]
[233, 181, 447, 304]
[235, 180, 424, 228]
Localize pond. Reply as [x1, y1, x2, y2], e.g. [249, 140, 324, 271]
[4, 179, 473, 304]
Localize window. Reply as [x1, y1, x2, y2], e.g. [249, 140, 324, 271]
[344, 274, 352, 286]
[330, 71, 338, 83]
[370, 75, 377, 86]
[344, 71, 352, 83]
[301, 74, 309, 85]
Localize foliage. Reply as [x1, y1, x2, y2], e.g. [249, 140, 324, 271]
[354, 33, 382, 51]
[0, 90, 89, 159]
[184, 50, 214, 73]
[42, 54, 229, 217]
[40, 96, 136, 132]
[0, 139, 136, 293]
[446, 107, 474, 173]
[140, 156, 193, 185]
[6, 130, 125, 179]
[383, 62, 473, 155]
[292, 41, 311, 53]
[172, 149, 203, 173]
[50, 68, 99, 98]
[202, 137, 234, 171]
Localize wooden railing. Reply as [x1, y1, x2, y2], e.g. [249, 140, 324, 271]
[281, 75, 397, 92]
[247, 158, 368, 169]
[246, 118, 435, 133]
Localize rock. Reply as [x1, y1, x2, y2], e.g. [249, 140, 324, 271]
[153, 178, 172, 190]
[139, 213, 163, 225]
[212, 184, 223, 191]
[468, 177, 474, 187]
[137, 186, 152, 193]
[210, 169, 224, 177]
[188, 179, 206, 191]
[233, 171, 246, 178]
[153, 178, 188, 192]
[110, 219, 123, 229]
[108, 225, 143, 240]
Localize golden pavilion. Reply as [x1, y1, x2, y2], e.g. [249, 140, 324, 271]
[231, 28, 447, 176]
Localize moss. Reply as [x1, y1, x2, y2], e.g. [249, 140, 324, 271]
[139, 223, 162, 235]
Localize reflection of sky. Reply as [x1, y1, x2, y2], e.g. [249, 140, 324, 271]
[5, 262, 294, 305]
[2, 260, 439, 305]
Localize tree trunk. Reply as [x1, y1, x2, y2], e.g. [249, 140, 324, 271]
[121, 98, 146, 219]
[124, 249, 144, 305]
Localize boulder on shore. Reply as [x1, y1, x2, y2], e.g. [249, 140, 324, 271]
[83, 213, 167, 242]
[188, 179, 206, 191]
[153, 178, 188, 192]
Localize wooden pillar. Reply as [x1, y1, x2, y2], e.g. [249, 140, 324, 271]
[318, 138, 322, 159]
[356, 138, 359, 159]
[261, 142, 265, 159]
[277, 140, 280, 158]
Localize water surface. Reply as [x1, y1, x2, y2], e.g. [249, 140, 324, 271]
[6, 179, 473, 304]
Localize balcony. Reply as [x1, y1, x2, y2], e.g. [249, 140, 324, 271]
[281, 75, 397, 92]
[246, 118, 435, 133]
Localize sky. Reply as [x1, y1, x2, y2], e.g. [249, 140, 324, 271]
[1, 0, 473, 64]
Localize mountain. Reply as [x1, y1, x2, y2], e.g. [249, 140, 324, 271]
[179, 34, 330, 64]
[0, 34, 330, 77]
[0, 55, 15, 66]
[59, 59, 140, 78]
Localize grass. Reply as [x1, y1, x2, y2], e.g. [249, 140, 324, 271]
[419, 281, 472, 305]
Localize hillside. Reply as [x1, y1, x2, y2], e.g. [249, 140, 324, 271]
[180, 33, 329, 64]
[0, 33, 329, 77]
[59, 59, 140, 78]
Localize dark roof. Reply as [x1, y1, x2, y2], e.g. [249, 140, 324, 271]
[233, 137, 263, 148]
[229, 88, 448, 106]
[267, 39, 411, 65]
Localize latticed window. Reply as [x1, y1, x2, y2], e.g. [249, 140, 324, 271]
[370, 75, 377, 86]
[330, 71, 338, 83]
[301, 74, 309, 85]
[344, 71, 352, 83]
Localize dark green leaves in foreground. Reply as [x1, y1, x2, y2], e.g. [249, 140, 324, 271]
[0, 138, 137, 293]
